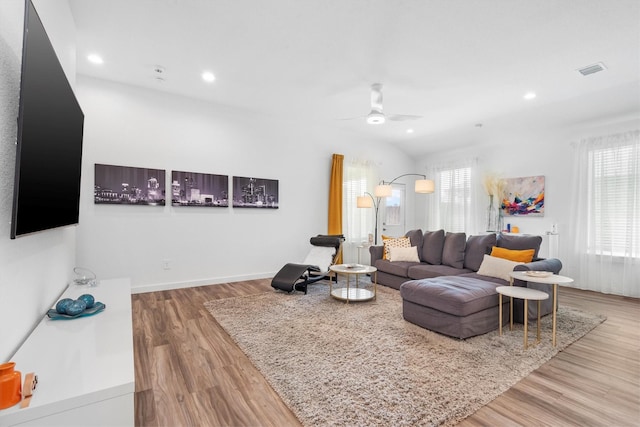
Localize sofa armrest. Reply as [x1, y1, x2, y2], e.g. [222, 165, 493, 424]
[369, 245, 384, 264]
[514, 258, 562, 275]
[512, 258, 563, 287]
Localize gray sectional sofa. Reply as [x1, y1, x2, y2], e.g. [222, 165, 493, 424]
[369, 229, 562, 337]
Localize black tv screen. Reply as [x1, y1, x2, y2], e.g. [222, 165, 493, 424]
[11, 0, 84, 239]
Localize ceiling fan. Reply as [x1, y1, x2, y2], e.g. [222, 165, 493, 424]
[342, 83, 423, 125]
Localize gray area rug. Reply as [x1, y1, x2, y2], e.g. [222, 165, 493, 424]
[205, 282, 605, 426]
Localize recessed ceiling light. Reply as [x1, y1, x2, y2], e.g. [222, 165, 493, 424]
[524, 92, 537, 100]
[201, 71, 215, 83]
[406, 129, 414, 134]
[87, 54, 103, 65]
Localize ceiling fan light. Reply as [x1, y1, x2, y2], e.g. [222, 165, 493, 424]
[367, 111, 385, 124]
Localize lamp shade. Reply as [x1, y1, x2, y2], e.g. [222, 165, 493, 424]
[374, 184, 393, 198]
[357, 196, 372, 208]
[415, 179, 435, 194]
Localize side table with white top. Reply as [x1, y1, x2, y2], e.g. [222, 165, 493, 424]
[496, 285, 549, 349]
[329, 264, 377, 303]
[509, 271, 575, 347]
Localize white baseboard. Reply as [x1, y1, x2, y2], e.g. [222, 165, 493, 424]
[131, 272, 277, 294]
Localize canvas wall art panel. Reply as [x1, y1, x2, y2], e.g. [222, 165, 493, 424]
[171, 171, 228, 207]
[94, 164, 166, 205]
[500, 175, 545, 216]
[232, 176, 279, 208]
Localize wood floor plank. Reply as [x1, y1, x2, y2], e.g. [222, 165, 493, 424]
[134, 389, 157, 427]
[133, 281, 640, 426]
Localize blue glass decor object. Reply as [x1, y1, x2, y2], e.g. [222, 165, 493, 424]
[78, 294, 95, 308]
[55, 298, 74, 314]
[65, 299, 86, 316]
[46, 302, 106, 320]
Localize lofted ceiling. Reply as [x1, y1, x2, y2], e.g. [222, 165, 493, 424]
[67, 0, 640, 156]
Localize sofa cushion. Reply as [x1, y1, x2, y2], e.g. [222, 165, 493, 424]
[374, 259, 418, 277]
[383, 237, 411, 260]
[477, 254, 523, 282]
[408, 264, 472, 280]
[463, 234, 497, 271]
[405, 229, 423, 248]
[490, 246, 535, 263]
[400, 277, 501, 317]
[420, 229, 445, 264]
[389, 246, 420, 262]
[458, 271, 508, 285]
[442, 232, 466, 269]
[497, 233, 543, 259]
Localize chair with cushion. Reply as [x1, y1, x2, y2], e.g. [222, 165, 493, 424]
[271, 235, 344, 294]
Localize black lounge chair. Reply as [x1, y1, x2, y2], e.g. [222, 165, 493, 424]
[271, 234, 344, 294]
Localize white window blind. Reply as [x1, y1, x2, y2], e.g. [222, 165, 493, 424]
[343, 173, 369, 241]
[342, 159, 376, 263]
[589, 143, 639, 257]
[568, 130, 639, 297]
[425, 158, 477, 234]
[438, 167, 471, 232]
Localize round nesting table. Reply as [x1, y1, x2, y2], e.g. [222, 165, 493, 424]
[509, 271, 574, 347]
[329, 264, 377, 303]
[496, 285, 549, 349]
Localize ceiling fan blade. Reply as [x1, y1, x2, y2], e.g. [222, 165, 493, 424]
[387, 114, 422, 122]
[337, 115, 367, 121]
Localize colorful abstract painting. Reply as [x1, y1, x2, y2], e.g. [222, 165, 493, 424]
[500, 175, 544, 216]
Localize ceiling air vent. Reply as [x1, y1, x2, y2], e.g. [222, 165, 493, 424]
[578, 62, 607, 76]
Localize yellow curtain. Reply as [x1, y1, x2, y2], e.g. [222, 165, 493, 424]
[328, 154, 343, 263]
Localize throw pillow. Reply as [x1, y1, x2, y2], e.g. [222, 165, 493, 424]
[490, 246, 535, 263]
[441, 232, 466, 269]
[421, 229, 445, 264]
[464, 233, 497, 271]
[383, 237, 411, 260]
[497, 234, 543, 259]
[388, 246, 420, 262]
[404, 229, 424, 248]
[477, 254, 524, 282]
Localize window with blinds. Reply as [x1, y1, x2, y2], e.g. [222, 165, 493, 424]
[589, 143, 639, 257]
[342, 162, 372, 244]
[438, 166, 471, 232]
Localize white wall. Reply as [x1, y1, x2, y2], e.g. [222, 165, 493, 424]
[75, 76, 414, 292]
[0, 0, 78, 362]
[416, 110, 639, 281]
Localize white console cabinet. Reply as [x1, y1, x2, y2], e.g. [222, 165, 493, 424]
[0, 278, 134, 426]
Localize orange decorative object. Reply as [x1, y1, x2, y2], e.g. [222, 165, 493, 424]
[511, 226, 520, 233]
[0, 362, 22, 409]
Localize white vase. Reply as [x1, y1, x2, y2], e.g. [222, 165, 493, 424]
[486, 195, 499, 232]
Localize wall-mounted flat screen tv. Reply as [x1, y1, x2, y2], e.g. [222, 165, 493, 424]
[11, 0, 85, 239]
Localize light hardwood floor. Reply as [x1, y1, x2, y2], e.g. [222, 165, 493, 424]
[132, 280, 640, 426]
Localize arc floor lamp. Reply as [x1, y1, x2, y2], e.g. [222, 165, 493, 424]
[357, 174, 434, 244]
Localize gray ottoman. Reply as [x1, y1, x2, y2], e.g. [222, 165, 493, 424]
[400, 276, 509, 339]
